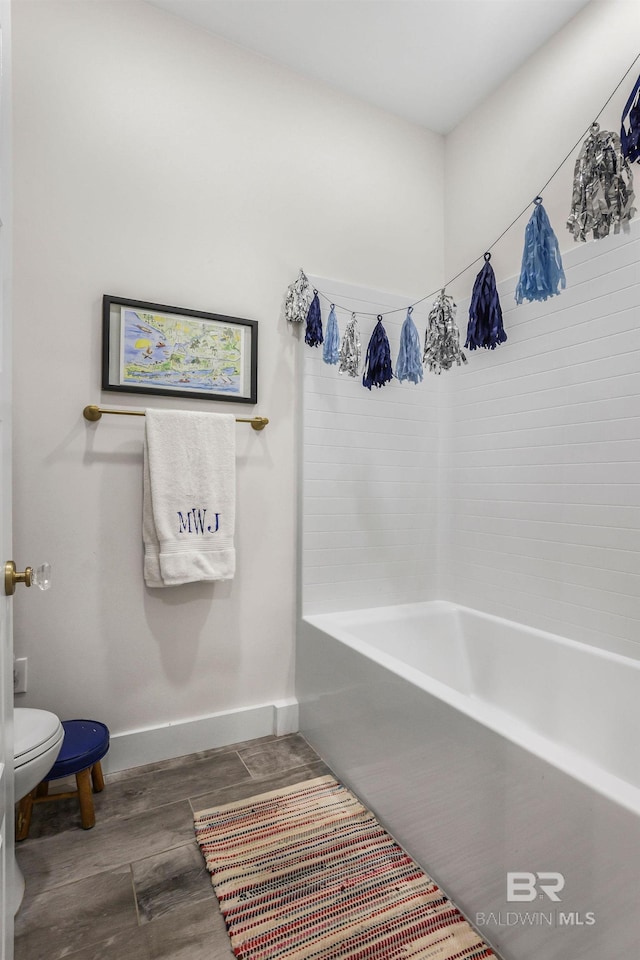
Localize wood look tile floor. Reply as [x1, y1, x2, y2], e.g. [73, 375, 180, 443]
[14, 733, 330, 960]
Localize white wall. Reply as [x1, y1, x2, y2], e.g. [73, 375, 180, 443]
[445, 0, 640, 293]
[301, 278, 440, 616]
[10, 0, 443, 760]
[441, 0, 640, 658]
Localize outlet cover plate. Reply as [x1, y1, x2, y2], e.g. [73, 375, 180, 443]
[13, 657, 27, 695]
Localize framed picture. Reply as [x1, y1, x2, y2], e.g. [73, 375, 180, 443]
[102, 296, 258, 404]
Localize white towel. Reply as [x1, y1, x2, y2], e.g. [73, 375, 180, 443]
[143, 409, 236, 587]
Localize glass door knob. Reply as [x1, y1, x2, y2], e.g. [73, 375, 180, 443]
[4, 561, 51, 596]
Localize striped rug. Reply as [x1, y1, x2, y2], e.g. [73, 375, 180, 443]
[194, 775, 495, 960]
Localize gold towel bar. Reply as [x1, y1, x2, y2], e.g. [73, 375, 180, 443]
[83, 404, 269, 431]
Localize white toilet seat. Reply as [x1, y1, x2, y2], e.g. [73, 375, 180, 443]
[14, 707, 64, 770]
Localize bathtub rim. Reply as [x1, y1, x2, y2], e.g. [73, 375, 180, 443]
[302, 600, 640, 817]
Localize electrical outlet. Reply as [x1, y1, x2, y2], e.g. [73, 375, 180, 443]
[13, 657, 27, 695]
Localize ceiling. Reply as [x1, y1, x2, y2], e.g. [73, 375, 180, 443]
[146, 0, 591, 133]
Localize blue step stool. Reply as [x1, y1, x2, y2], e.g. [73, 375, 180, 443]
[17, 719, 110, 839]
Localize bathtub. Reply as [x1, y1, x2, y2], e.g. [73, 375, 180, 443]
[296, 601, 640, 960]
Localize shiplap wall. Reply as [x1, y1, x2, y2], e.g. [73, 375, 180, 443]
[302, 277, 440, 614]
[441, 220, 640, 658]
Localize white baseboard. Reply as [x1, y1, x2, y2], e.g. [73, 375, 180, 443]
[103, 698, 299, 774]
[272, 698, 299, 737]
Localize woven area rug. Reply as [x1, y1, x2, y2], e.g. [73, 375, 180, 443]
[194, 775, 495, 960]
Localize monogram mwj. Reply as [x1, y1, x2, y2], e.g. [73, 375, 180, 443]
[177, 508, 220, 535]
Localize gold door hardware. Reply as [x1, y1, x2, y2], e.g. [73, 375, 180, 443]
[5, 561, 32, 595]
[4, 561, 51, 596]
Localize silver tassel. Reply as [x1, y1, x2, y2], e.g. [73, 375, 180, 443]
[285, 268, 312, 323]
[338, 312, 361, 377]
[567, 122, 635, 242]
[423, 290, 467, 374]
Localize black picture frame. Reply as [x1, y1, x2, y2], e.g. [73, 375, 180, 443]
[102, 295, 258, 404]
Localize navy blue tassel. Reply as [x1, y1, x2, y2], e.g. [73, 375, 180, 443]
[304, 290, 323, 348]
[621, 72, 640, 163]
[465, 253, 507, 351]
[395, 307, 423, 384]
[362, 316, 393, 389]
[322, 304, 340, 364]
[515, 198, 566, 304]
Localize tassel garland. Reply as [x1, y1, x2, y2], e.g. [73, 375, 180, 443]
[291, 73, 640, 390]
[566, 122, 635, 241]
[322, 304, 340, 364]
[516, 199, 565, 304]
[423, 291, 467, 374]
[362, 316, 393, 389]
[621, 73, 640, 163]
[304, 290, 323, 347]
[395, 307, 423, 384]
[285, 269, 312, 324]
[338, 313, 361, 377]
[465, 254, 507, 351]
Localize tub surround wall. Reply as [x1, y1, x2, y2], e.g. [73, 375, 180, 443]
[302, 226, 640, 660]
[302, 278, 440, 615]
[11, 0, 443, 755]
[440, 220, 640, 658]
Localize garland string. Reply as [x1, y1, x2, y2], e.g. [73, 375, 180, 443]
[304, 49, 640, 321]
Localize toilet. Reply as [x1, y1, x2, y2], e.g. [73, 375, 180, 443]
[12, 707, 64, 913]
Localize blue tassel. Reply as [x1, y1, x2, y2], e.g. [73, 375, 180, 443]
[362, 316, 393, 389]
[322, 304, 340, 364]
[395, 307, 423, 384]
[621, 72, 640, 163]
[465, 253, 507, 351]
[304, 291, 323, 348]
[515, 198, 566, 304]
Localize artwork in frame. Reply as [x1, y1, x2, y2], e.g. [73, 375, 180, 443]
[102, 295, 258, 404]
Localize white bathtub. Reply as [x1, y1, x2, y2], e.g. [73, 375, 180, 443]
[296, 601, 640, 960]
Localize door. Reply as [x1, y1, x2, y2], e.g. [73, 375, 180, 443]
[0, 0, 12, 954]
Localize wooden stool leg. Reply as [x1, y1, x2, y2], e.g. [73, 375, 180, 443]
[36, 781, 49, 799]
[76, 768, 95, 830]
[16, 789, 36, 841]
[91, 761, 105, 793]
